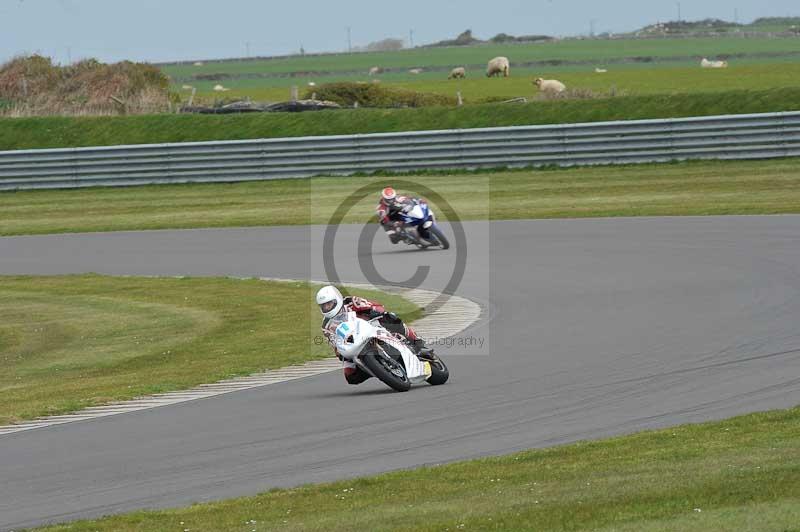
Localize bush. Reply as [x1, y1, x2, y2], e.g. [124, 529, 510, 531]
[0, 55, 170, 116]
[429, 29, 483, 47]
[490, 33, 553, 44]
[303, 82, 456, 108]
[490, 33, 516, 44]
[358, 38, 405, 52]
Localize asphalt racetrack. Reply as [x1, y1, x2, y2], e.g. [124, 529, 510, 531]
[1, 216, 799, 530]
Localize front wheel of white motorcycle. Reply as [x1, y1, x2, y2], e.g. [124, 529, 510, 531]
[426, 355, 450, 386]
[362, 346, 411, 392]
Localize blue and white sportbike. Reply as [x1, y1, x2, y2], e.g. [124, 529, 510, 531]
[394, 199, 450, 250]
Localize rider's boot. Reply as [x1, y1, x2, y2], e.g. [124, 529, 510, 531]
[413, 338, 436, 360]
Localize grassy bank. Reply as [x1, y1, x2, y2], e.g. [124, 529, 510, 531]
[2, 159, 800, 236]
[37, 405, 800, 531]
[1, 88, 799, 151]
[0, 276, 420, 425]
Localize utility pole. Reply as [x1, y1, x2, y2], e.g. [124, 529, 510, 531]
[66, 46, 72, 65]
[589, 19, 596, 37]
[734, 8, 739, 23]
[245, 41, 251, 58]
[347, 27, 352, 53]
[409, 29, 414, 48]
[676, 2, 681, 22]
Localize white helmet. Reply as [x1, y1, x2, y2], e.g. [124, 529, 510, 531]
[316, 285, 344, 319]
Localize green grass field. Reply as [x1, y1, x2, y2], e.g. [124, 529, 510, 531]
[162, 36, 800, 80]
[180, 61, 800, 104]
[0, 276, 420, 425]
[2, 159, 799, 237]
[36, 405, 800, 531]
[158, 35, 800, 105]
[2, 87, 799, 151]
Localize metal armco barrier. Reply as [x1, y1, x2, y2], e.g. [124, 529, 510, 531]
[1, 111, 799, 190]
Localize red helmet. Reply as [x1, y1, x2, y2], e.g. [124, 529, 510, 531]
[381, 187, 397, 205]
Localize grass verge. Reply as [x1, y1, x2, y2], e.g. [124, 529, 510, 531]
[2, 158, 800, 236]
[1, 88, 799, 151]
[35, 405, 800, 531]
[0, 275, 420, 425]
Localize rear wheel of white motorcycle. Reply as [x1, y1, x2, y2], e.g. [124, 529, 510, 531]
[429, 225, 450, 250]
[426, 355, 449, 386]
[362, 346, 411, 392]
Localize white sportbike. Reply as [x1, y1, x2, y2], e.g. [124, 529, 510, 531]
[332, 311, 449, 392]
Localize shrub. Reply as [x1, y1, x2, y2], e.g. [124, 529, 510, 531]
[303, 82, 456, 108]
[0, 55, 170, 116]
[429, 29, 483, 47]
[490, 33, 553, 44]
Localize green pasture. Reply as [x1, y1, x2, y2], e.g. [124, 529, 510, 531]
[162, 36, 800, 80]
[0, 276, 420, 425]
[180, 62, 800, 105]
[163, 35, 800, 105]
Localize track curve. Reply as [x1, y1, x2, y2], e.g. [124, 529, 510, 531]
[1, 216, 799, 530]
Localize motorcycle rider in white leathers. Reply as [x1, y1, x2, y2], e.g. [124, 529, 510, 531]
[316, 285, 432, 385]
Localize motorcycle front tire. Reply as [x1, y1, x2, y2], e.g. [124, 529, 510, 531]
[429, 225, 450, 250]
[426, 355, 450, 386]
[362, 347, 412, 392]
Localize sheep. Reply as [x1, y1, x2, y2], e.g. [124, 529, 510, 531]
[213, 84, 230, 92]
[533, 78, 566, 94]
[594, 67, 608, 73]
[701, 58, 728, 68]
[448, 67, 466, 79]
[368, 66, 383, 76]
[486, 57, 510, 78]
[409, 68, 423, 75]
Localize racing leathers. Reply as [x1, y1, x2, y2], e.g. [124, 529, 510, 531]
[322, 295, 426, 384]
[377, 195, 413, 244]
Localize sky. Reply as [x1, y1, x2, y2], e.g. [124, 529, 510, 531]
[0, 0, 798, 64]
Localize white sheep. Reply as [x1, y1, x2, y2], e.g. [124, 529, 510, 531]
[448, 67, 466, 79]
[486, 57, 510, 78]
[409, 68, 423, 75]
[533, 78, 566, 94]
[213, 84, 230, 92]
[701, 58, 728, 68]
[594, 67, 608, 73]
[369, 66, 383, 76]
